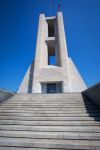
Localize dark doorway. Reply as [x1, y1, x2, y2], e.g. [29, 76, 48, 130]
[47, 83, 56, 93]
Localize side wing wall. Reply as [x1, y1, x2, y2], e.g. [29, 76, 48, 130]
[68, 57, 87, 92]
[17, 62, 34, 93]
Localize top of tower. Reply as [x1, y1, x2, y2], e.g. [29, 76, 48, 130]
[49, 0, 62, 16]
[58, 0, 62, 12]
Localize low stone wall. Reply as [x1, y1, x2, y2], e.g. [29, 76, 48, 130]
[0, 90, 15, 103]
[82, 82, 100, 108]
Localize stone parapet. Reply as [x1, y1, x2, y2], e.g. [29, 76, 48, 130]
[0, 89, 14, 103]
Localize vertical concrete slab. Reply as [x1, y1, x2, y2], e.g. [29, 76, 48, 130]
[56, 12, 68, 66]
[32, 14, 46, 93]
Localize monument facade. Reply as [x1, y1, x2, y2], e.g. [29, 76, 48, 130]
[18, 12, 87, 93]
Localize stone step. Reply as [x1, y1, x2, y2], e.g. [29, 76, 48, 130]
[15, 98, 86, 101]
[7, 95, 86, 102]
[1, 103, 94, 106]
[7, 100, 91, 105]
[0, 107, 98, 111]
[6, 95, 89, 99]
[0, 110, 99, 113]
[0, 105, 97, 109]
[0, 116, 99, 121]
[9, 93, 82, 98]
[0, 130, 100, 140]
[0, 137, 99, 149]
[8, 99, 86, 102]
[0, 102, 94, 106]
[4, 101, 90, 105]
[0, 125, 100, 132]
[10, 98, 89, 102]
[0, 147, 57, 150]
[6, 100, 92, 104]
[0, 112, 100, 117]
[4, 101, 93, 104]
[0, 120, 100, 126]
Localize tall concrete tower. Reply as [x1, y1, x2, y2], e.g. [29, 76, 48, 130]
[18, 12, 87, 93]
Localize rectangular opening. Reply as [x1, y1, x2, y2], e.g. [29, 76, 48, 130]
[47, 83, 56, 93]
[48, 55, 56, 65]
[47, 43, 56, 66]
[47, 20, 55, 37]
[41, 82, 62, 93]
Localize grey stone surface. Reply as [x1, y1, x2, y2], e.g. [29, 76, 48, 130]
[0, 147, 58, 150]
[0, 148, 60, 150]
[0, 120, 99, 126]
[0, 93, 100, 149]
[0, 137, 100, 149]
[0, 89, 14, 103]
[82, 82, 100, 107]
[0, 130, 100, 140]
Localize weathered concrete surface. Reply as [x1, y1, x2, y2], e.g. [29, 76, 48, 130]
[82, 82, 100, 108]
[0, 90, 14, 103]
[68, 58, 87, 92]
[18, 62, 34, 93]
[0, 93, 100, 149]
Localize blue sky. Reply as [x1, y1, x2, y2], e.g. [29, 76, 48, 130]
[0, 0, 100, 92]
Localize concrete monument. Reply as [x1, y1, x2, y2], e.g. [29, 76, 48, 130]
[18, 12, 87, 93]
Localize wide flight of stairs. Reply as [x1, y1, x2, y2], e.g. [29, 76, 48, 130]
[0, 93, 100, 149]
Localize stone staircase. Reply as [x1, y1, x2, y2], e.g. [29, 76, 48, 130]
[0, 93, 100, 149]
